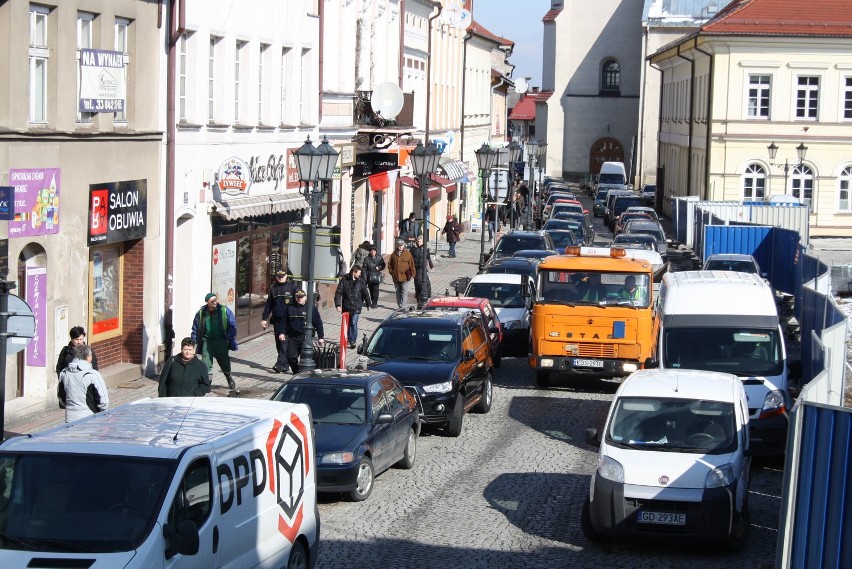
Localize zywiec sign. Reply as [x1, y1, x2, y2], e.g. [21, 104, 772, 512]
[217, 153, 301, 195]
[88, 180, 148, 246]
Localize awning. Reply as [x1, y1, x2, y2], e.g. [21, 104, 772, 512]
[399, 174, 456, 199]
[211, 193, 307, 221]
[438, 157, 476, 183]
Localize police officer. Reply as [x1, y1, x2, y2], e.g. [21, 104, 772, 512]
[262, 269, 298, 373]
[277, 289, 325, 374]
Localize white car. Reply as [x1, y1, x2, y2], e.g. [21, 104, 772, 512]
[464, 273, 534, 357]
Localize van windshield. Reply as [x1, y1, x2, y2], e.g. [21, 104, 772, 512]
[663, 327, 784, 377]
[0, 453, 173, 553]
[599, 173, 625, 185]
[607, 397, 737, 454]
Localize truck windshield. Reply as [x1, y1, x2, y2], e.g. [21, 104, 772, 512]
[0, 453, 173, 553]
[606, 397, 737, 454]
[663, 327, 784, 376]
[538, 270, 650, 307]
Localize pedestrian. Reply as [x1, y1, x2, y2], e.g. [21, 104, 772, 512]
[411, 235, 434, 308]
[261, 269, 297, 373]
[55, 326, 98, 377]
[158, 337, 211, 397]
[335, 265, 372, 348]
[351, 240, 371, 272]
[57, 344, 108, 423]
[441, 214, 463, 258]
[484, 204, 496, 240]
[362, 244, 386, 308]
[278, 289, 325, 373]
[398, 212, 420, 245]
[191, 292, 239, 393]
[388, 238, 416, 309]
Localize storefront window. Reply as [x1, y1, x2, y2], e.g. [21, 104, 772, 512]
[236, 235, 251, 317]
[89, 244, 123, 341]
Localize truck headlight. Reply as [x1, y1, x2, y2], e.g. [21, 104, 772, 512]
[321, 452, 355, 465]
[622, 363, 638, 373]
[598, 456, 624, 483]
[422, 381, 453, 394]
[705, 464, 736, 488]
[540, 358, 554, 368]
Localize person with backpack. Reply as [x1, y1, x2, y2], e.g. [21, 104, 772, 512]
[191, 292, 239, 393]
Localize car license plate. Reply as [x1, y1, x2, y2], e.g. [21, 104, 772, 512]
[636, 511, 686, 526]
[573, 358, 604, 368]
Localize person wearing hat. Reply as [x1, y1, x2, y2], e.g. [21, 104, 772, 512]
[361, 244, 386, 308]
[388, 238, 416, 309]
[441, 213, 463, 258]
[191, 292, 238, 392]
[158, 337, 211, 397]
[262, 268, 298, 373]
[278, 289, 325, 373]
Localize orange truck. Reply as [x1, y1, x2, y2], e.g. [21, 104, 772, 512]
[529, 247, 657, 387]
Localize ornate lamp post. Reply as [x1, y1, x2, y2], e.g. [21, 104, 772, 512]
[767, 142, 807, 196]
[409, 140, 441, 307]
[475, 143, 499, 270]
[294, 135, 339, 371]
[534, 141, 547, 227]
[525, 139, 539, 228]
[505, 140, 522, 229]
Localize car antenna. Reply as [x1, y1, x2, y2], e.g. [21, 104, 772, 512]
[173, 399, 196, 442]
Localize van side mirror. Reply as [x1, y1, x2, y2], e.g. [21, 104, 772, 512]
[585, 428, 601, 448]
[745, 437, 765, 457]
[164, 520, 200, 559]
[644, 357, 658, 369]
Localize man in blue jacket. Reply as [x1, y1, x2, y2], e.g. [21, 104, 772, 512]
[191, 292, 238, 392]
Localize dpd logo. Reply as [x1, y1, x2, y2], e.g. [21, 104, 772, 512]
[265, 414, 310, 541]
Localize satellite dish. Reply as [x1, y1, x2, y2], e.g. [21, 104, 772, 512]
[372, 82, 404, 119]
[515, 78, 529, 94]
[458, 9, 472, 30]
[442, 5, 462, 27]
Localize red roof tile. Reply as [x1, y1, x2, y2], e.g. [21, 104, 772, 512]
[469, 20, 514, 48]
[509, 96, 536, 120]
[702, 0, 852, 37]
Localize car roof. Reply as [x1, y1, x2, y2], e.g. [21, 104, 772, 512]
[499, 229, 548, 238]
[470, 272, 525, 284]
[286, 369, 383, 385]
[625, 220, 663, 231]
[619, 369, 738, 403]
[705, 253, 758, 262]
[382, 309, 471, 327]
[614, 233, 656, 242]
[425, 296, 491, 309]
[513, 249, 556, 259]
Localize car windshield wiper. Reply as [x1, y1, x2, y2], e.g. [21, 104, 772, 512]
[21, 538, 91, 553]
[405, 356, 433, 361]
[366, 351, 389, 359]
[0, 532, 37, 551]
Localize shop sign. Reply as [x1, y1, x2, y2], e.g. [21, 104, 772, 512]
[25, 267, 47, 367]
[87, 179, 148, 246]
[353, 152, 399, 178]
[8, 168, 60, 238]
[211, 241, 237, 313]
[217, 156, 252, 195]
[78, 49, 127, 113]
[0, 186, 13, 220]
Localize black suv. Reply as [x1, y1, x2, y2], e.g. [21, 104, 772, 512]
[357, 309, 494, 437]
[491, 230, 555, 261]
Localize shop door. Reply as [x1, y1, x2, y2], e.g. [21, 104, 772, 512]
[372, 191, 384, 255]
[233, 231, 271, 340]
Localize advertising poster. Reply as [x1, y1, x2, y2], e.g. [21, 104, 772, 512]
[79, 49, 127, 113]
[211, 241, 237, 313]
[26, 267, 47, 367]
[8, 168, 61, 238]
[88, 179, 147, 246]
[91, 246, 121, 337]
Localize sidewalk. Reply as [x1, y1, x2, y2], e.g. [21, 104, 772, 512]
[5, 232, 491, 438]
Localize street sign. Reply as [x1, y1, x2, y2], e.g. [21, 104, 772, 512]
[5, 294, 35, 355]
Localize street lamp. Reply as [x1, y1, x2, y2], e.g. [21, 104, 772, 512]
[525, 140, 539, 228]
[409, 140, 441, 307]
[767, 142, 807, 197]
[475, 143, 499, 269]
[295, 135, 339, 371]
[505, 140, 522, 229]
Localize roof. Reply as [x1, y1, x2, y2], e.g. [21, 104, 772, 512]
[701, 0, 852, 37]
[643, 0, 736, 27]
[382, 309, 470, 327]
[661, 270, 776, 316]
[542, 7, 563, 23]
[424, 296, 492, 310]
[620, 369, 739, 403]
[468, 20, 514, 48]
[509, 95, 536, 120]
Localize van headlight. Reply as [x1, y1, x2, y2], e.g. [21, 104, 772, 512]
[597, 456, 624, 483]
[422, 381, 453, 394]
[705, 464, 736, 488]
[762, 390, 785, 412]
[321, 452, 355, 465]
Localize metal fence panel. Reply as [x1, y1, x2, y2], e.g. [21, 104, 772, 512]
[747, 202, 811, 246]
[770, 229, 802, 296]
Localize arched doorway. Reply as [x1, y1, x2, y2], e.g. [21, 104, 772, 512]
[589, 137, 624, 174]
[16, 243, 48, 400]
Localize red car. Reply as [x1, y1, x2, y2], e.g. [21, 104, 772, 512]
[423, 296, 503, 366]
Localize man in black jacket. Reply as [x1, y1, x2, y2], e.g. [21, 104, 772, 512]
[277, 289, 325, 373]
[261, 269, 297, 373]
[158, 337, 211, 397]
[55, 326, 98, 378]
[334, 265, 371, 348]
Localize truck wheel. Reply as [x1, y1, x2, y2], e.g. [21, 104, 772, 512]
[287, 541, 308, 569]
[726, 502, 750, 552]
[349, 457, 374, 501]
[536, 371, 550, 388]
[395, 428, 417, 469]
[445, 394, 465, 437]
[474, 374, 493, 413]
[581, 498, 611, 543]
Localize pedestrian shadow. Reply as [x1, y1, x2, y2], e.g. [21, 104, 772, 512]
[230, 356, 270, 370]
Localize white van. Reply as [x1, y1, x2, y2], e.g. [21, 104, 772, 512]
[654, 270, 788, 455]
[597, 161, 629, 192]
[582, 368, 758, 550]
[0, 398, 319, 568]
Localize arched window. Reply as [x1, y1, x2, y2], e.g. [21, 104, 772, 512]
[839, 166, 852, 212]
[742, 164, 766, 201]
[791, 164, 814, 210]
[601, 60, 620, 95]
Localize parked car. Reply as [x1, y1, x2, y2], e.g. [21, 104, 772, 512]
[358, 309, 494, 437]
[542, 192, 577, 219]
[623, 220, 669, 262]
[546, 229, 579, 251]
[271, 369, 419, 502]
[424, 296, 503, 366]
[512, 249, 557, 261]
[610, 194, 645, 231]
[592, 188, 609, 217]
[551, 210, 596, 244]
[612, 233, 657, 251]
[603, 189, 635, 229]
[641, 184, 657, 206]
[703, 253, 765, 277]
[491, 230, 555, 261]
[613, 211, 654, 237]
[482, 256, 542, 283]
[625, 205, 660, 223]
[464, 273, 534, 357]
[543, 219, 586, 245]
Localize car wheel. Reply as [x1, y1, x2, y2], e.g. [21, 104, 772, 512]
[445, 393, 465, 437]
[286, 541, 308, 569]
[726, 501, 750, 552]
[581, 497, 611, 543]
[348, 457, 374, 502]
[395, 428, 417, 469]
[536, 371, 550, 388]
[474, 374, 493, 414]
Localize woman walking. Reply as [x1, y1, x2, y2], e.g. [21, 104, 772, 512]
[361, 245, 386, 308]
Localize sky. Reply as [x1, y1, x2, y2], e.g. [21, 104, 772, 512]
[471, 0, 552, 89]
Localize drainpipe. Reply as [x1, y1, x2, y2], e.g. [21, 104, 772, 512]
[649, 60, 664, 211]
[424, 2, 442, 143]
[318, 0, 324, 123]
[677, 44, 695, 198]
[398, 0, 405, 86]
[637, 26, 649, 188]
[693, 40, 714, 202]
[460, 30, 472, 219]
